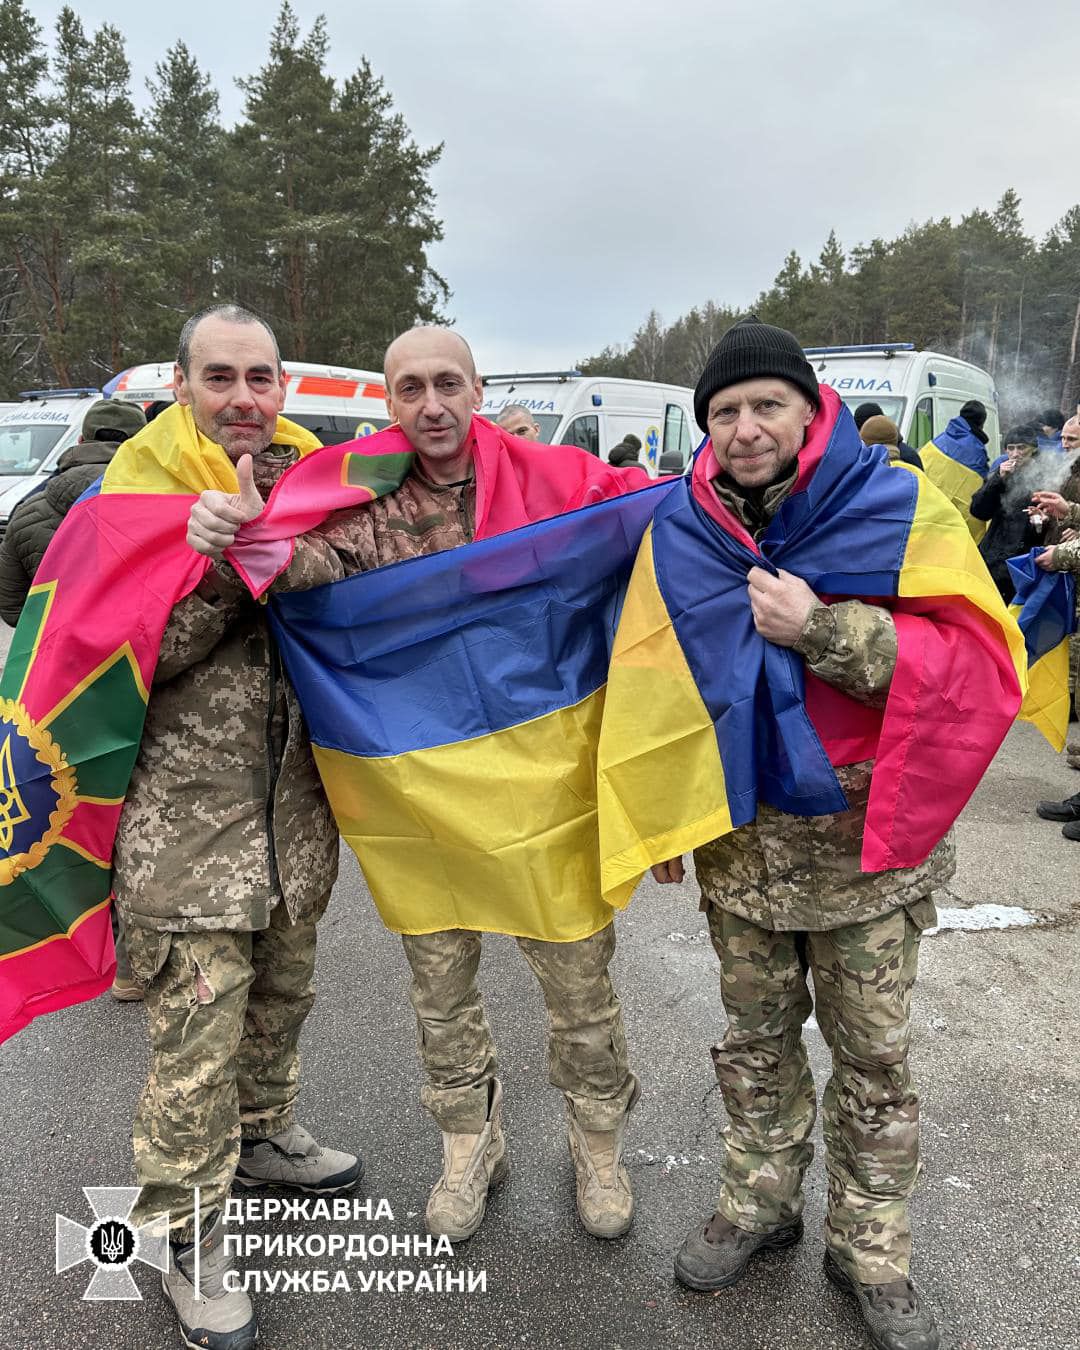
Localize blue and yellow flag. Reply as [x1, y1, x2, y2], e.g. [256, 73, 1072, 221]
[1008, 550, 1077, 751]
[598, 389, 1026, 908]
[268, 483, 673, 941]
[920, 416, 990, 542]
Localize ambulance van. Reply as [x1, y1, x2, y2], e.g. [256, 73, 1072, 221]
[803, 344, 1000, 455]
[0, 389, 106, 541]
[479, 372, 698, 476]
[108, 360, 391, 445]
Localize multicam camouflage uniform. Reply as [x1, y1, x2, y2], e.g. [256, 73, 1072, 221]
[691, 469, 954, 1285]
[116, 446, 339, 1240]
[274, 460, 637, 1132]
[1049, 500, 1080, 769]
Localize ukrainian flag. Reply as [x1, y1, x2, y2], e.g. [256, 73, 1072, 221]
[269, 483, 672, 941]
[1008, 551, 1077, 751]
[919, 417, 990, 542]
[598, 389, 1026, 908]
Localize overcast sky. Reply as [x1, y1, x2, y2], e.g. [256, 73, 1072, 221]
[30, 0, 1080, 373]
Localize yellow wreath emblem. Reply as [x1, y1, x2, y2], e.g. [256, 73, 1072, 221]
[0, 697, 78, 886]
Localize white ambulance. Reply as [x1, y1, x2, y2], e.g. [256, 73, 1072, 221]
[0, 389, 106, 540]
[109, 360, 391, 445]
[803, 344, 1000, 454]
[479, 372, 698, 476]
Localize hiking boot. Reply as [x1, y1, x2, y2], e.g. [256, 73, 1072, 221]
[234, 1122, 362, 1196]
[567, 1074, 640, 1239]
[162, 1211, 258, 1350]
[824, 1250, 939, 1350]
[674, 1210, 803, 1291]
[110, 976, 144, 1002]
[1035, 791, 1080, 821]
[426, 1078, 508, 1241]
[1063, 820, 1080, 841]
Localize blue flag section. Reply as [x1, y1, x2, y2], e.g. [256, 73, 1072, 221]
[1008, 550, 1077, 663]
[1007, 549, 1077, 751]
[268, 481, 674, 941]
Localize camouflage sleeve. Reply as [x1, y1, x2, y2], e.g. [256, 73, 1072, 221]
[269, 506, 380, 592]
[792, 600, 898, 707]
[1051, 538, 1080, 573]
[154, 566, 249, 683]
[1065, 503, 1080, 529]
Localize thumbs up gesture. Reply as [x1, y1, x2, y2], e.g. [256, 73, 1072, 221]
[187, 454, 265, 557]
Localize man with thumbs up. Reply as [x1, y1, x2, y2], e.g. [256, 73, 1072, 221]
[115, 305, 359, 1350]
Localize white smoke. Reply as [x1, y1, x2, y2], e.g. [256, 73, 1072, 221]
[1001, 449, 1080, 512]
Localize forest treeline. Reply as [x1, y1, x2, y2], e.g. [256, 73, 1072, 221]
[0, 0, 445, 394]
[579, 191, 1080, 419]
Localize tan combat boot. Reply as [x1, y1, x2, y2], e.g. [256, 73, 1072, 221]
[567, 1074, 640, 1239]
[426, 1078, 508, 1241]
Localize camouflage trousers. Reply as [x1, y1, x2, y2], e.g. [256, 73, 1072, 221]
[111, 907, 132, 981]
[705, 901, 927, 1283]
[402, 922, 635, 1133]
[125, 898, 323, 1240]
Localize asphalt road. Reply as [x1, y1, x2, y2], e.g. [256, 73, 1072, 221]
[1, 648, 1078, 1349]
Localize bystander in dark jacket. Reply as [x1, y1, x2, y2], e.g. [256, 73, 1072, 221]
[0, 399, 146, 626]
[970, 424, 1048, 602]
[608, 434, 642, 467]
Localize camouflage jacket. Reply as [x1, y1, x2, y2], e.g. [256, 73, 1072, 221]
[1050, 501, 1080, 573]
[113, 446, 339, 933]
[692, 465, 954, 932]
[276, 467, 475, 586]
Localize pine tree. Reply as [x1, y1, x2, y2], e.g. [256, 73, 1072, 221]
[0, 0, 50, 388]
[138, 41, 226, 358]
[219, 3, 446, 364]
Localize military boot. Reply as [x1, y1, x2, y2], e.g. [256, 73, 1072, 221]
[162, 1211, 258, 1350]
[566, 1074, 640, 1239]
[426, 1078, 508, 1241]
[234, 1122, 363, 1196]
[1035, 790, 1080, 821]
[824, 1251, 939, 1350]
[109, 975, 144, 1002]
[674, 1210, 803, 1291]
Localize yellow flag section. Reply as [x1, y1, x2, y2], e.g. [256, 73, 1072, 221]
[314, 692, 616, 941]
[899, 469, 1021, 653]
[101, 404, 322, 495]
[596, 526, 734, 910]
[1014, 632, 1070, 751]
[918, 440, 987, 543]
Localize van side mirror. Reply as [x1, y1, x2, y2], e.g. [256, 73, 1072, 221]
[658, 450, 685, 474]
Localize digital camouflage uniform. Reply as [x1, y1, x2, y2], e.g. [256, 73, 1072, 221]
[116, 446, 339, 1240]
[273, 458, 637, 1133]
[692, 467, 954, 1285]
[1049, 493, 1080, 769]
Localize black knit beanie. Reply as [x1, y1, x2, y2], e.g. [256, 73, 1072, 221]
[693, 315, 820, 431]
[959, 400, 986, 431]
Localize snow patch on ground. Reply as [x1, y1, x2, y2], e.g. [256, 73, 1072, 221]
[927, 904, 1040, 935]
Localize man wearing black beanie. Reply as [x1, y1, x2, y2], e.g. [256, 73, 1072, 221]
[959, 399, 989, 444]
[654, 316, 945, 1350]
